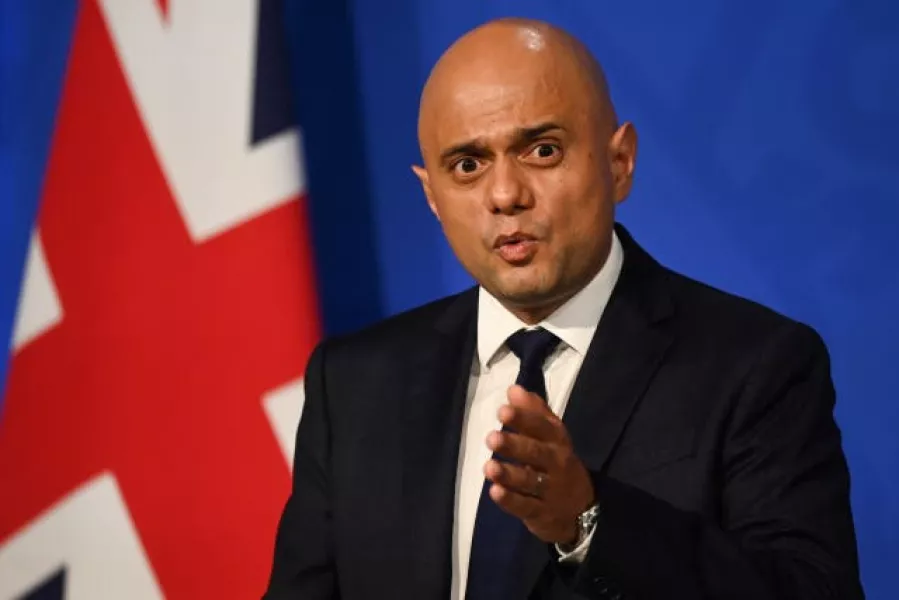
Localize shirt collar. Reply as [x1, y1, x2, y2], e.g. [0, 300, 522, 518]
[477, 230, 624, 368]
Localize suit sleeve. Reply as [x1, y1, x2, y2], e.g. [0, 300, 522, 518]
[570, 323, 865, 600]
[263, 342, 339, 599]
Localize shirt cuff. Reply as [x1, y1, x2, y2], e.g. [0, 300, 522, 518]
[554, 522, 597, 564]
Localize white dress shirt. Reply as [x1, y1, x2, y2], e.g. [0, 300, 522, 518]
[450, 232, 624, 600]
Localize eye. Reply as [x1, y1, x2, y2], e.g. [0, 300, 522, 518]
[458, 157, 479, 173]
[451, 156, 483, 178]
[529, 143, 561, 160]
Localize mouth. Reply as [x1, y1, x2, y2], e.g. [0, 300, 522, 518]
[493, 232, 539, 264]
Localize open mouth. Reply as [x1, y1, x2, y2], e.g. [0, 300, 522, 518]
[494, 233, 538, 264]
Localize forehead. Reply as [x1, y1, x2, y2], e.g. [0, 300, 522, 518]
[424, 57, 589, 150]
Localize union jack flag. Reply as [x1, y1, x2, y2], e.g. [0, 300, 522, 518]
[0, 1, 320, 597]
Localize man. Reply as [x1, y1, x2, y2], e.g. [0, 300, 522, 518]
[264, 17, 864, 600]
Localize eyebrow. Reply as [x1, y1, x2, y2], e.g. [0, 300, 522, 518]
[517, 121, 565, 142]
[438, 121, 565, 164]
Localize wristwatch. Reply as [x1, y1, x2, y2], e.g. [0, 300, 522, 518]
[574, 502, 601, 544]
[560, 502, 601, 553]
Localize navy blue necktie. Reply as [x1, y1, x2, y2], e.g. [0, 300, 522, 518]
[465, 327, 561, 600]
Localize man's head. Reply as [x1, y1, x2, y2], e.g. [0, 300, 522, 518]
[412, 18, 637, 324]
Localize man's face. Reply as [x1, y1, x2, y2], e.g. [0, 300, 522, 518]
[415, 54, 634, 317]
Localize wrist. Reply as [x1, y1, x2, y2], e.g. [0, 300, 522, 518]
[560, 502, 600, 551]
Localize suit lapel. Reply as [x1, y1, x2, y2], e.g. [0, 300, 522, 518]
[562, 233, 674, 474]
[512, 225, 676, 599]
[398, 288, 478, 600]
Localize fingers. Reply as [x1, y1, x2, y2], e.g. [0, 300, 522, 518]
[501, 385, 567, 443]
[487, 429, 556, 471]
[485, 459, 546, 498]
[498, 403, 560, 443]
[488, 481, 543, 520]
[508, 384, 550, 412]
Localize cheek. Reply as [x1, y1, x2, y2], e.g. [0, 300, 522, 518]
[540, 178, 611, 249]
[439, 191, 477, 229]
[434, 192, 487, 253]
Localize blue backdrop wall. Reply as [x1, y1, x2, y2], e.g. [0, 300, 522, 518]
[2, 0, 897, 597]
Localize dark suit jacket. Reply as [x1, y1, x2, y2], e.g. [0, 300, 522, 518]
[264, 225, 864, 599]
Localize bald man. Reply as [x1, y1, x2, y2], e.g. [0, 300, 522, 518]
[264, 18, 863, 600]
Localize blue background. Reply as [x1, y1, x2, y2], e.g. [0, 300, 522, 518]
[2, 1, 896, 598]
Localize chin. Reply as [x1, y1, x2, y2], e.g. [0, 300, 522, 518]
[492, 274, 555, 306]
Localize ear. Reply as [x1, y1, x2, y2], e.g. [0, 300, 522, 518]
[608, 122, 637, 204]
[411, 165, 440, 221]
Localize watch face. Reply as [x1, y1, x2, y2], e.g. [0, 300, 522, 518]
[580, 504, 599, 528]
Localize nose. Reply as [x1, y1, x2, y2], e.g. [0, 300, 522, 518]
[485, 157, 533, 215]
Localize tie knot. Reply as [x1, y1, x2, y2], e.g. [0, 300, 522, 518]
[506, 327, 561, 370]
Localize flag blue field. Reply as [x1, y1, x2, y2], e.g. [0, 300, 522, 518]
[2, 0, 898, 598]
[0, 0, 78, 405]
